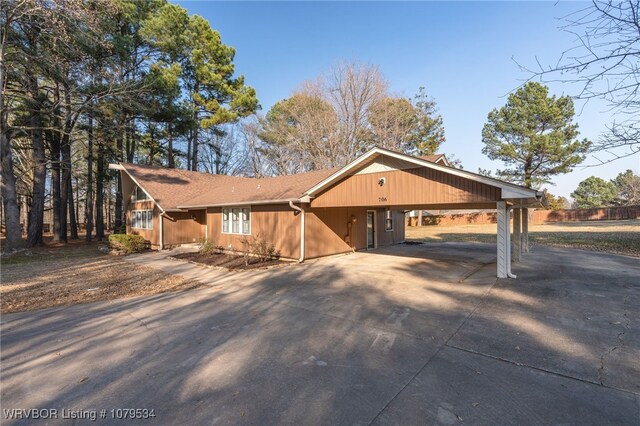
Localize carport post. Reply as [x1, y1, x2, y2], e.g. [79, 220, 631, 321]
[522, 208, 529, 253]
[497, 201, 508, 278]
[512, 208, 521, 262]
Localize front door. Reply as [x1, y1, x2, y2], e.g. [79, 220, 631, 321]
[367, 211, 376, 249]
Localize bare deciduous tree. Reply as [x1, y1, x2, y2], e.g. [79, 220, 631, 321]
[323, 61, 388, 160]
[523, 0, 640, 162]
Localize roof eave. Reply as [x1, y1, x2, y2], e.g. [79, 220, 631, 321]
[176, 198, 306, 210]
[110, 162, 166, 214]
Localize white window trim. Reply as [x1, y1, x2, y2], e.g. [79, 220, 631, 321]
[385, 209, 393, 232]
[131, 209, 153, 230]
[221, 206, 251, 235]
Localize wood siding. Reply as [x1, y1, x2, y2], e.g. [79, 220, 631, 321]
[207, 204, 301, 259]
[163, 210, 206, 246]
[305, 207, 405, 258]
[312, 167, 501, 208]
[126, 200, 160, 247]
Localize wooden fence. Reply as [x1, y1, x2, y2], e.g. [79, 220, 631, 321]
[406, 205, 640, 227]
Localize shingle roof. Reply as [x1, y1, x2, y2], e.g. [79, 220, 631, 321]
[178, 168, 339, 208]
[121, 163, 338, 210]
[121, 152, 448, 210]
[419, 154, 446, 163]
[121, 163, 249, 210]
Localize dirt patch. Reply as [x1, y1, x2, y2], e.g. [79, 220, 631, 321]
[172, 252, 287, 270]
[1, 242, 201, 314]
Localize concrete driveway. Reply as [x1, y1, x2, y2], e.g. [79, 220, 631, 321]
[1, 243, 638, 425]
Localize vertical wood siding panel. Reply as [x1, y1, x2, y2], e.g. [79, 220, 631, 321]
[206, 204, 300, 259]
[127, 200, 159, 246]
[312, 167, 501, 208]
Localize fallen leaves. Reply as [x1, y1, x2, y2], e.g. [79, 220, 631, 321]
[1, 245, 201, 314]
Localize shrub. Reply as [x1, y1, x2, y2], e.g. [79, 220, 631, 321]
[113, 224, 127, 234]
[108, 234, 147, 254]
[240, 235, 280, 265]
[199, 239, 224, 255]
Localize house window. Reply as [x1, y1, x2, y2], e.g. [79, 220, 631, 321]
[222, 207, 250, 235]
[131, 209, 153, 229]
[222, 209, 230, 233]
[385, 210, 393, 231]
[134, 186, 149, 201]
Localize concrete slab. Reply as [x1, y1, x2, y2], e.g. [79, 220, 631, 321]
[1, 243, 638, 425]
[374, 346, 639, 426]
[449, 245, 640, 394]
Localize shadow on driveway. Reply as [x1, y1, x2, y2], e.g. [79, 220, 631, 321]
[1, 243, 638, 424]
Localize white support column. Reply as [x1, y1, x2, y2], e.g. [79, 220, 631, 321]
[522, 208, 529, 253]
[512, 208, 521, 262]
[497, 201, 508, 278]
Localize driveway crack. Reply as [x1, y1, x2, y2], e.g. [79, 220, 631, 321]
[366, 268, 500, 425]
[126, 312, 163, 348]
[598, 294, 631, 385]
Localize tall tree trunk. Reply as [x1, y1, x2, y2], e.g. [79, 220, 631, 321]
[68, 182, 78, 239]
[95, 141, 105, 241]
[50, 132, 62, 242]
[85, 102, 94, 242]
[0, 3, 21, 249]
[0, 132, 22, 249]
[126, 117, 135, 162]
[26, 73, 46, 247]
[187, 128, 192, 170]
[114, 120, 123, 232]
[59, 81, 75, 242]
[50, 82, 62, 242]
[191, 113, 199, 170]
[167, 122, 174, 168]
[148, 124, 155, 164]
[191, 86, 199, 171]
[60, 134, 71, 242]
[107, 185, 112, 231]
[75, 176, 80, 231]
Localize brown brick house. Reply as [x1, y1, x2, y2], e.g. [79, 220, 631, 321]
[111, 147, 545, 277]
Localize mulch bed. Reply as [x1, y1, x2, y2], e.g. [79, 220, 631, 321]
[172, 252, 287, 270]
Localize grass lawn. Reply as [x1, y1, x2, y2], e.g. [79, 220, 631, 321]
[1, 240, 201, 314]
[406, 219, 640, 257]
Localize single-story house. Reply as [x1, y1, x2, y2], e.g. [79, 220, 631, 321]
[110, 147, 545, 278]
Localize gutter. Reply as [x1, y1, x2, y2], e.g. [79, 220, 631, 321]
[159, 212, 165, 250]
[177, 198, 301, 210]
[289, 201, 305, 263]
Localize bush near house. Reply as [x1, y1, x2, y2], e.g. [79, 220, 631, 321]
[108, 234, 147, 254]
[199, 240, 224, 255]
[241, 235, 280, 265]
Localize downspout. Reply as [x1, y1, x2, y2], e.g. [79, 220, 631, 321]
[159, 212, 165, 250]
[289, 201, 305, 263]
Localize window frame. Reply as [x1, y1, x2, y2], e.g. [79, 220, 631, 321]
[131, 209, 153, 230]
[134, 186, 150, 201]
[385, 209, 393, 232]
[221, 206, 251, 235]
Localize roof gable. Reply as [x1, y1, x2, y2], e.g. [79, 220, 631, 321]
[118, 163, 249, 211]
[304, 147, 541, 201]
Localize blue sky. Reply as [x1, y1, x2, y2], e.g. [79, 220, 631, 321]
[177, 1, 639, 199]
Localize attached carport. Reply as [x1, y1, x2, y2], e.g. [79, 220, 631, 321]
[302, 147, 546, 278]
